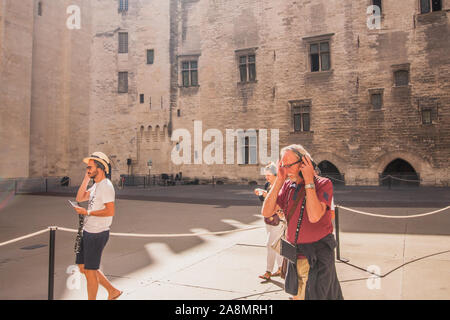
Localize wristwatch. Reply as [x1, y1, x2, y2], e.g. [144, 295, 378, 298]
[305, 183, 315, 189]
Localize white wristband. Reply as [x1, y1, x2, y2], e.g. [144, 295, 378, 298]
[87, 210, 91, 216]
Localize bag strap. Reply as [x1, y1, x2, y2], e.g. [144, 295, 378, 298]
[294, 197, 307, 244]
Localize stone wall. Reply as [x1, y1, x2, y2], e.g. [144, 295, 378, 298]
[2, 0, 449, 186]
[0, 0, 34, 178]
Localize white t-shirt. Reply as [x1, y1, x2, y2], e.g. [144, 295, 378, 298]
[84, 178, 115, 233]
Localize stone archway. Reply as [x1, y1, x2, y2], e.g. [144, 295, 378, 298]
[318, 160, 345, 185]
[381, 158, 420, 186]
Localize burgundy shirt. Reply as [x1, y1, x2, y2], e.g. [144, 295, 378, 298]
[276, 177, 334, 247]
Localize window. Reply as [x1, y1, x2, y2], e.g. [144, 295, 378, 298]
[371, 93, 382, 110]
[119, 0, 128, 12]
[421, 109, 432, 124]
[372, 0, 382, 14]
[181, 61, 198, 87]
[119, 32, 128, 54]
[177, 109, 181, 117]
[140, 94, 144, 104]
[147, 49, 154, 64]
[292, 105, 311, 132]
[394, 70, 409, 86]
[310, 42, 330, 72]
[420, 0, 441, 14]
[369, 88, 384, 110]
[239, 55, 256, 82]
[243, 135, 257, 165]
[118, 72, 128, 93]
[38, 2, 43, 16]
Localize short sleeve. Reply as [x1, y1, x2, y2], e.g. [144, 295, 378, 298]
[87, 184, 95, 193]
[276, 181, 290, 211]
[101, 182, 115, 204]
[316, 179, 333, 209]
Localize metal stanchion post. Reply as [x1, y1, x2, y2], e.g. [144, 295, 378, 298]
[48, 227, 56, 300]
[334, 206, 349, 263]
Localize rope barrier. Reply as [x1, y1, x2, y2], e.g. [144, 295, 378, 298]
[0, 225, 265, 248]
[337, 205, 450, 219]
[0, 228, 49, 247]
[325, 176, 346, 183]
[379, 175, 421, 183]
[56, 225, 264, 237]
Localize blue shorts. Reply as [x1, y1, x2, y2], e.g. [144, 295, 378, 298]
[75, 230, 109, 270]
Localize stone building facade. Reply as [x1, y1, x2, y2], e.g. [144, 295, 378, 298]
[1, 0, 449, 186]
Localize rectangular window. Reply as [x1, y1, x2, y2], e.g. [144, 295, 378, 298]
[118, 72, 128, 93]
[394, 70, 409, 86]
[421, 0, 441, 14]
[38, 2, 43, 16]
[293, 105, 311, 132]
[422, 109, 432, 124]
[147, 49, 154, 64]
[310, 41, 330, 72]
[239, 55, 257, 82]
[373, 0, 382, 13]
[243, 135, 257, 164]
[140, 94, 144, 104]
[181, 61, 198, 87]
[119, 32, 128, 54]
[119, 0, 129, 12]
[371, 93, 383, 110]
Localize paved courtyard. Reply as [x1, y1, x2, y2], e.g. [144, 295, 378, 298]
[0, 185, 449, 300]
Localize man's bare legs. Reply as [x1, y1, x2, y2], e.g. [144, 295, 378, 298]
[78, 264, 122, 300]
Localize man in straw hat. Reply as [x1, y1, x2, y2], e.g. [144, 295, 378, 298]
[72, 152, 122, 300]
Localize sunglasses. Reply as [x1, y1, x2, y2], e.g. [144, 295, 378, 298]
[280, 159, 304, 168]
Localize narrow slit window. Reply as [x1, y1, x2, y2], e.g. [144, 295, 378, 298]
[147, 49, 154, 64]
[118, 72, 128, 93]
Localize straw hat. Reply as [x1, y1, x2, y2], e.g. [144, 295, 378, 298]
[83, 152, 111, 174]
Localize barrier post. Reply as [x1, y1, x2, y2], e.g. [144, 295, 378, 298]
[334, 206, 349, 262]
[48, 227, 56, 300]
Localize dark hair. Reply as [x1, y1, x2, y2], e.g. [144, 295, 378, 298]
[94, 160, 112, 179]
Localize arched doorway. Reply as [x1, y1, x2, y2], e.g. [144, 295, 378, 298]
[380, 158, 420, 186]
[318, 160, 345, 185]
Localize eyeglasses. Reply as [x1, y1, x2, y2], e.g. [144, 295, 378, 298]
[280, 159, 303, 168]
